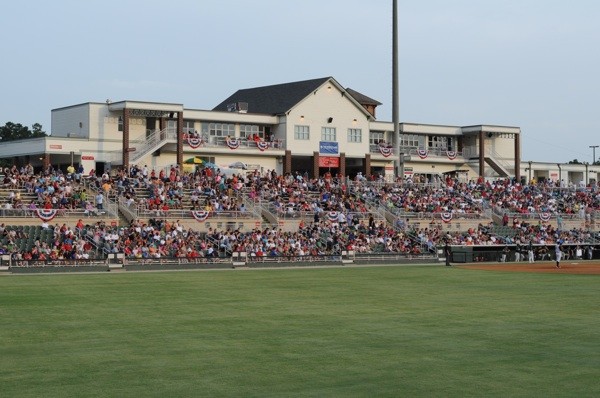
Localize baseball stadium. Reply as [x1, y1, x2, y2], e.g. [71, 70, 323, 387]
[1, 73, 599, 397]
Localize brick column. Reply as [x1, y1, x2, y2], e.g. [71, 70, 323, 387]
[43, 153, 50, 171]
[479, 130, 485, 178]
[339, 152, 346, 179]
[122, 108, 130, 171]
[177, 111, 183, 169]
[514, 133, 521, 182]
[365, 154, 371, 179]
[283, 150, 292, 175]
[284, 150, 292, 175]
[313, 151, 320, 179]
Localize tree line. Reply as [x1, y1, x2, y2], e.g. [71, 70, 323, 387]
[0, 122, 47, 142]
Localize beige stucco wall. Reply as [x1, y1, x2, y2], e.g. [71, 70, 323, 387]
[286, 84, 370, 156]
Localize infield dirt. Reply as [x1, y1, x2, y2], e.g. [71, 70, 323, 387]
[458, 261, 600, 275]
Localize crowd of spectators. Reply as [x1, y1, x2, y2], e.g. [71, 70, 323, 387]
[1, 163, 105, 216]
[2, 164, 600, 265]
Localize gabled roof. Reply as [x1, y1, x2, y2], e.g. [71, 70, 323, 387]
[213, 77, 331, 115]
[345, 88, 382, 106]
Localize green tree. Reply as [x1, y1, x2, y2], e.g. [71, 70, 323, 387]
[568, 159, 582, 164]
[0, 122, 46, 142]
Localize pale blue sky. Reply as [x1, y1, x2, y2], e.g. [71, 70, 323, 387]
[1, 0, 599, 163]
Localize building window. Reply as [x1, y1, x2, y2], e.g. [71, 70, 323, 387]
[209, 123, 235, 137]
[118, 116, 123, 132]
[348, 128, 362, 143]
[183, 120, 195, 134]
[321, 127, 336, 141]
[240, 124, 264, 139]
[370, 131, 385, 145]
[294, 125, 310, 140]
[400, 134, 419, 148]
[428, 135, 453, 150]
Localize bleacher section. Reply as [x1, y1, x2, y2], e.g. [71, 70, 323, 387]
[1, 165, 599, 270]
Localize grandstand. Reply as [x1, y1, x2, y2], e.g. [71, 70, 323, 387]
[1, 162, 599, 272]
[1, 77, 599, 272]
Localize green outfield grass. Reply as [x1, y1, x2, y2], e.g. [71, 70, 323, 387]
[1, 266, 599, 397]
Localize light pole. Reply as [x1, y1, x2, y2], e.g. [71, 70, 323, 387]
[392, 0, 400, 179]
[590, 145, 599, 164]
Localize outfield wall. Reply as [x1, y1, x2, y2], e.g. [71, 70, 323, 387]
[449, 244, 600, 263]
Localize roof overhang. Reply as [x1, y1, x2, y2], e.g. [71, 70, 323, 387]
[461, 125, 521, 135]
[108, 100, 184, 115]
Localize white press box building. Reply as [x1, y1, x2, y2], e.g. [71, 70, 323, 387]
[1, 76, 597, 184]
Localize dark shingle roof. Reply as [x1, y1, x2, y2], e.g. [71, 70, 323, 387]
[212, 77, 332, 115]
[345, 88, 382, 106]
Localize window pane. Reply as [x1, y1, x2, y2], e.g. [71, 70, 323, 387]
[321, 127, 336, 141]
[370, 131, 384, 145]
[295, 125, 309, 140]
[348, 128, 361, 143]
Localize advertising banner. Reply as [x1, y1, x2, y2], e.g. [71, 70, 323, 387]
[319, 141, 338, 154]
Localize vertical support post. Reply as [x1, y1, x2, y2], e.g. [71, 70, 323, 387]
[43, 153, 50, 171]
[313, 151, 320, 179]
[284, 150, 292, 175]
[177, 111, 183, 169]
[514, 133, 521, 182]
[122, 108, 130, 172]
[479, 130, 485, 179]
[399, 152, 405, 182]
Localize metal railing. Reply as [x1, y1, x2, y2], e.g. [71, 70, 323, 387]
[387, 208, 487, 220]
[368, 144, 467, 158]
[262, 203, 383, 224]
[491, 205, 594, 222]
[119, 203, 257, 221]
[200, 136, 285, 150]
[126, 129, 287, 165]
[367, 146, 464, 158]
[130, 127, 177, 163]
[80, 178, 119, 218]
[0, 208, 113, 219]
[487, 147, 513, 173]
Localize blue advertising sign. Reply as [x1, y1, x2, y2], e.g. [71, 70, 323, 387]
[319, 141, 339, 154]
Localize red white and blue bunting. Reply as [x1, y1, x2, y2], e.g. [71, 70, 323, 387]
[36, 209, 58, 222]
[327, 211, 339, 222]
[446, 150, 457, 160]
[186, 134, 202, 149]
[440, 212, 453, 223]
[417, 148, 429, 159]
[256, 141, 270, 151]
[539, 212, 552, 222]
[379, 145, 393, 157]
[226, 138, 240, 150]
[191, 210, 210, 222]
